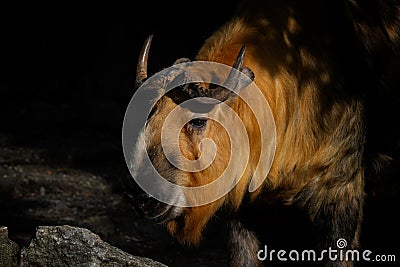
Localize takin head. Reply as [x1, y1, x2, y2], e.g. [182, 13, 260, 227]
[127, 36, 262, 245]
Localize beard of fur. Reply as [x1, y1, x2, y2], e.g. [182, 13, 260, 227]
[166, 198, 224, 245]
[164, 119, 232, 245]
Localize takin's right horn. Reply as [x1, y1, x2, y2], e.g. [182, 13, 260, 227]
[135, 34, 153, 89]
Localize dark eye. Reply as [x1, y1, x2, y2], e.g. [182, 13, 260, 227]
[188, 118, 207, 129]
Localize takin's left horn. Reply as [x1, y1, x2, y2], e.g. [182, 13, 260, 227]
[221, 45, 255, 95]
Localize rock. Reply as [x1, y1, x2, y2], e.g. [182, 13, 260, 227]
[0, 226, 19, 267]
[20, 225, 167, 267]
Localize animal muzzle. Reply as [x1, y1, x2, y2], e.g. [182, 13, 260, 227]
[126, 191, 179, 224]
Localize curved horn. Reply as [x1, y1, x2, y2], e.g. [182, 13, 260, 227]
[222, 45, 254, 90]
[135, 35, 153, 88]
[233, 45, 246, 69]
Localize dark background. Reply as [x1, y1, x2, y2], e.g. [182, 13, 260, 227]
[2, 1, 236, 152]
[2, 1, 400, 266]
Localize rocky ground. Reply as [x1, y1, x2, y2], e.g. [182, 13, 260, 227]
[1, 225, 167, 267]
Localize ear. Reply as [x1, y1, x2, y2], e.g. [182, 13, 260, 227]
[221, 66, 254, 105]
[173, 58, 191, 65]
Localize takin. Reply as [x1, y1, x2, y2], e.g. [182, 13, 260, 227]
[127, 0, 400, 266]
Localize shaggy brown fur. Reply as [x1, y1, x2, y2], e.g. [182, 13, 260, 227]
[134, 0, 399, 266]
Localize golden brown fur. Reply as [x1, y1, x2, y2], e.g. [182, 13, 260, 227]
[169, 1, 367, 247]
[135, 0, 400, 266]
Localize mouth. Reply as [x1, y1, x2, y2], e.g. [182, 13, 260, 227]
[125, 192, 183, 224]
[148, 205, 183, 224]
